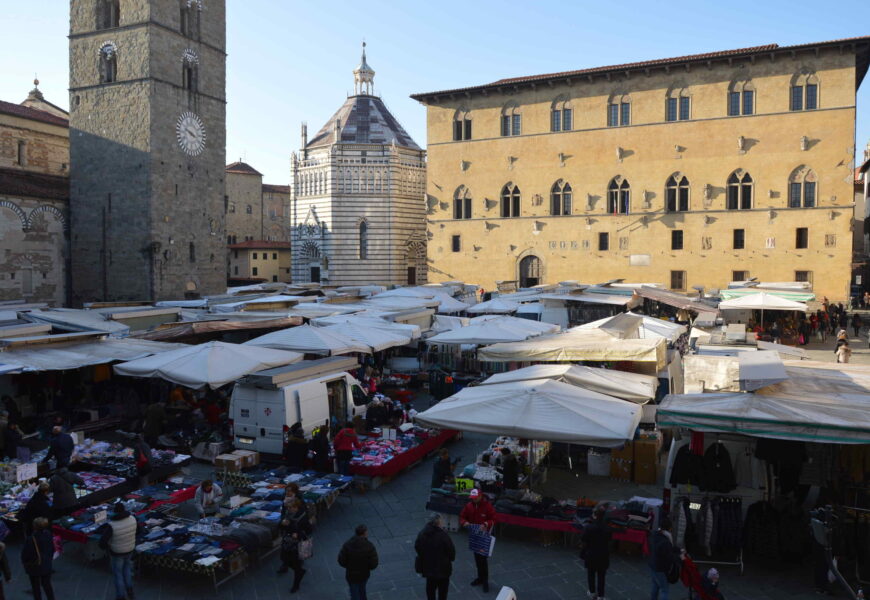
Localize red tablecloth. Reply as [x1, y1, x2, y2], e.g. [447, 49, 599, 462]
[494, 513, 649, 551]
[143, 483, 198, 511]
[53, 524, 89, 544]
[351, 430, 457, 478]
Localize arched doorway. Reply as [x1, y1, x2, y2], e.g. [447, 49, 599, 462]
[519, 255, 541, 288]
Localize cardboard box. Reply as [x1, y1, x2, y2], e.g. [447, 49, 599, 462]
[609, 458, 633, 481]
[633, 439, 660, 464]
[611, 442, 633, 461]
[214, 454, 243, 472]
[633, 461, 659, 485]
[232, 449, 260, 468]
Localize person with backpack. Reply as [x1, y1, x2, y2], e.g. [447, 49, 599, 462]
[277, 498, 312, 594]
[649, 516, 682, 600]
[99, 502, 138, 600]
[21, 517, 55, 600]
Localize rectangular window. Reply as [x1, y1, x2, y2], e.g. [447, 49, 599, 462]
[678, 186, 689, 211]
[742, 90, 754, 115]
[234, 266, 238, 275]
[252, 267, 258, 276]
[463, 197, 471, 219]
[805, 84, 817, 109]
[788, 182, 802, 208]
[670, 270, 686, 290]
[733, 229, 745, 250]
[562, 108, 572, 131]
[733, 270, 749, 282]
[804, 181, 816, 207]
[501, 115, 510, 137]
[453, 120, 462, 141]
[679, 96, 690, 120]
[16, 141, 26, 166]
[795, 270, 812, 284]
[451, 235, 461, 252]
[796, 227, 808, 249]
[666, 97, 677, 122]
[233, 250, 238, 259]
[463, 118, 472, 140]
[272, 253, 277, 259]
[671, 230, 684, 250]
[551, 110, 561, 132]
[598, 232, 609, 251]
[272, 275, 278, 282]
[252, 252, 257, 259]
[727, 185, 739, 210]
[791, 85, 803, 111]
[607, 103, 619, 127]
[666, 187, 677, 211]
[728, 91, 740, 116]
[620, 102, 630, 126]
[511, 114, 521, 136]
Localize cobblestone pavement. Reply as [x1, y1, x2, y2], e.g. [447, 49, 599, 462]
[1, 429, 836, 600]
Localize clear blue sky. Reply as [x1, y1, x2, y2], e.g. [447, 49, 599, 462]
[2, 0, 868, 183]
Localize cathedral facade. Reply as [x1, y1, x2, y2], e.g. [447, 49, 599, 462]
[291, 46, 427, 287]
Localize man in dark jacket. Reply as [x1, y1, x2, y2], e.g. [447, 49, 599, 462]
[581, 506, 612, 600]
[21, 517, 55, 600]
[49, 467, 85, 516]
[499, 448, 519, 490]
[337, 524, 379, 600]
[284, 422, 308, 472]
[42, 426, 74, 468]
[649, 516, 681, 600]
[431, 448, 454, 490]
[19, 482, 52, 536]
[415, 514, 456, 600]
[308, 426, 332, 472]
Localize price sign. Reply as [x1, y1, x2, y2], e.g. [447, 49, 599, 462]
[454, 478, 474, 492]
[16, 462, 37, 483]
[94, 510, 107, 524]
[230, 495, 241, 509]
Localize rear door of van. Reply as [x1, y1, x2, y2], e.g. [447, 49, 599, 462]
[295, 380, 330, 437]
[231, 385, 284, 455]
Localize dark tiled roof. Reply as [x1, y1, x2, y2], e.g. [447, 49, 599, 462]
[228, 240, 292, 250]
[225, 161, 262, 176]
[0, 100, 69, 127]
[0, 167, 69, 201]
[307, 95, 421, 150]
[411, 36, 870, 101]
[262, 184, 291, 194]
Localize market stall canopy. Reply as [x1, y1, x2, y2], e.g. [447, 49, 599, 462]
[244, 324, 370, 356]
[0, 338, 187, 373]
[465, 298, 519, 314]
[658, 359, 870, 443]
[113, 340, 302, 389]
[429, 315, 469, 335]
[718, 292, 807, 312]
[286, 303, 362, 319]
[574, 313, 687, 342]
[135, 317, 301, 342]
[634, 286, 719, 315]
[719, 287, 816, 302]
[24, 309, 130, 337]
[427, 319, 547, 345]
[477, 328, 667, 370]
[320, 322, 411, 352]
[756, 340, 808, 359]
[415, 379, 641, 446]
[430, 293, 470, 313]
[469, 315, 560, 336]
[312, 315, 422, 339]
[738, 350, 788, 391]
[210, 295, 307, 313]
[479, 363, 657, 403]
[539, 292, 639, 307]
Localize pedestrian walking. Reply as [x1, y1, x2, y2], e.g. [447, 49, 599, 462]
[277, 498, 312, 594]
[338, 524, 379, 600]
[853, 313, 864, 338]
[581, 505, 612, 600]
[459, 489, 495, 593]
[836, 340, 852, 363]
[415, 514, 456, 600]
[333, 422, 361, 476]
[18, 482, 52, 536]
[0, 541, 12, 600]
[649, 516, 681, 600]
[309, 425, 332, 472]
[284, 422, 308, 472]
[98, 502, 138, 600]
[21, 517, 55, 600]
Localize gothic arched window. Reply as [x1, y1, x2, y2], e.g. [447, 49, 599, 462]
[500, 183, 520, 218]
[359, 221, 368, 259]
[607, 177, 630, 214]
[791, 73, 819, 111]
[788, 166, 817, 208]
[550, 180, 572, 216]
[665, 174, 690, 212]
[728, 80, 755, 116]
[551, 96, 572, 132]
[501, 102, 521, 137]
[666, 87, 691, 122]
[726, 170, 753, 210]
[453, 186, 471, 220]
[99, 43, 117, 84]
[453, 107, 472, 141]
[180, 1, 201, 39]
[608, 94, 630, 127]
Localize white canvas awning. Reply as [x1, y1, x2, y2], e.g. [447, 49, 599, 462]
[478, 328, 667, 369]
[245, 324, 370, 356]
[539, 293, 638, 307]
[465, 298, 519, 314]
[24, 309, 130, 337]
[573, 313, 687, 342]
[210, 295, 306, 313]
[0, 338, 187, 373]
[113, 340, 302, 389]
[756, 340, 808, 359]
[415, 379, 641, 446]
[479, 363, 657, 403]
[469, 315, 559, 336]
[312, 315, 422, 339]
[738, 350, 788, 391]
[319, 323, 411, 352]
[718, 292, 807, 312]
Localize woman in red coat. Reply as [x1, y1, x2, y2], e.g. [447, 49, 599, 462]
[333, 423, 361, 475]
[459, 489, 496, 593]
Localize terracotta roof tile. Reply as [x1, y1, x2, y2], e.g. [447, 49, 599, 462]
[225, 161, 262, 176]
[228, 240, 291, 250]
[0, 100, 69, 128]
[0, 167, 68, 201]
[262, 183, 291, 194]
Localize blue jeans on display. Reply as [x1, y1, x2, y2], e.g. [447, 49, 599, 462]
[111, 553, 134, 599]
[649, 566, 669, 600]
[349, 581, 368, 600]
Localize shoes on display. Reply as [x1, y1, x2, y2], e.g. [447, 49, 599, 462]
[470, 578, 482, 586]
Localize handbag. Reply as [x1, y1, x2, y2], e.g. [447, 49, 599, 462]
[297, 537, 314, 560]
[23, 536, 41, 571]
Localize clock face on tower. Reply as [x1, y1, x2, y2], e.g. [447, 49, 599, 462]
[176, 111, 206, 156]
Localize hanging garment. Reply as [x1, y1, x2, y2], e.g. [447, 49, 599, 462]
[673, 498, 690, 548]
[702, 444, 736, 493]
[670, 445, 704, 487]
[744, 501, 780, 559]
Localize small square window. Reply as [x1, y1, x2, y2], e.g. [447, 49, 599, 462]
[252, 267, 258, 276]
[671, 230, 684, 250]
[451, 235, 461, 252]
[796, 227, 808, 249]
[732, 270, 749, 282]
[733, 229, 745, 250]
[272, 275, 278, 282]
[670, 270, 686, 290]
[598, 232, 609, 251]
[253, 252, 257, 259]
[272, 253, 277, 259]
[795, 270, 812, 284]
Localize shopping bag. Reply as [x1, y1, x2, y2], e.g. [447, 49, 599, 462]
[297, 538, 314, 560]
[468, 525, 496, 557]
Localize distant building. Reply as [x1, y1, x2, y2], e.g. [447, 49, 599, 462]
[0, 81, 69, 305]
[228, 240, 291, 283]
[290, 44, 427, 286]
[225, 161, 291, 244]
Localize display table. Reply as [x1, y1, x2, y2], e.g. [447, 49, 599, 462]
[351, 429, 458, 478]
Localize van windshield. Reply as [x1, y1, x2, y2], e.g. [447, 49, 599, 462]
[351, 385, 370, 407]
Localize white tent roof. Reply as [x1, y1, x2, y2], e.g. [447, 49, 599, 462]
[429, 315, 469, 334]
[659, 359, 870, 443]
[479, 364, 658, 403]
[244, 324, 370, 356]
[465, 298, 519, 314]
[738, 350, 788, 391]
[478, 328, 667, 369]
[718, 292, 807, 312]
[427, 320, 543, 345]
[469, 315, 559, 336]
[415, 379, 641, 446]
[113, 340, 302, 389]
[210, 295, 306, 313]
[0, 338, 187, 373]
[364, 296, 439, 310]
[573, 312, 687, 342]
[25, 309, 130, 337]
[320, 323, 411, 352]
[430, 293, 469, 313]
[287, 303, 361, 319]
[312, 315, 422, 339]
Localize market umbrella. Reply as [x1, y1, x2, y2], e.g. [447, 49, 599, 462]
[415, 379, 641, 447]
[465, 298, 519, 315]
[718, 292, 806, 328]
[112, 340, 302, 389]
[320, 322, 411, 352]
[245, 324, 370, 356]
[479, 364, 657, 403]
[469, 315, 560, 335]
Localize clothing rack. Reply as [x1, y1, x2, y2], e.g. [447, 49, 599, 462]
[839, 505, 870, 585]
[673, 493, 745, 574]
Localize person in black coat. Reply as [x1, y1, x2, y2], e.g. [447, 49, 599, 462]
[42, 426, 74, 468]
[284, 422, 308, 472]
[499, 448, 519, 490]
[19, 483, 52, 536]
[581, 506, 612, 600]
[308, 426, 332, 473]
[49, 467, 85, 516]
[277, 498, 312, 594]
[4, 423, 22, 460]
[431, 448, 454, 490]
[415, 514, 456, 600]
[338, 524, 379, 600]
[649, 516, 681, 600]
[21, 517, 55, 600]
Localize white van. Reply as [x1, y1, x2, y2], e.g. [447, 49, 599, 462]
[230, 356, 369, 456]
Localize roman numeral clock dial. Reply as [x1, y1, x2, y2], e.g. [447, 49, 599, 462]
[176, 111, 206, 156]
